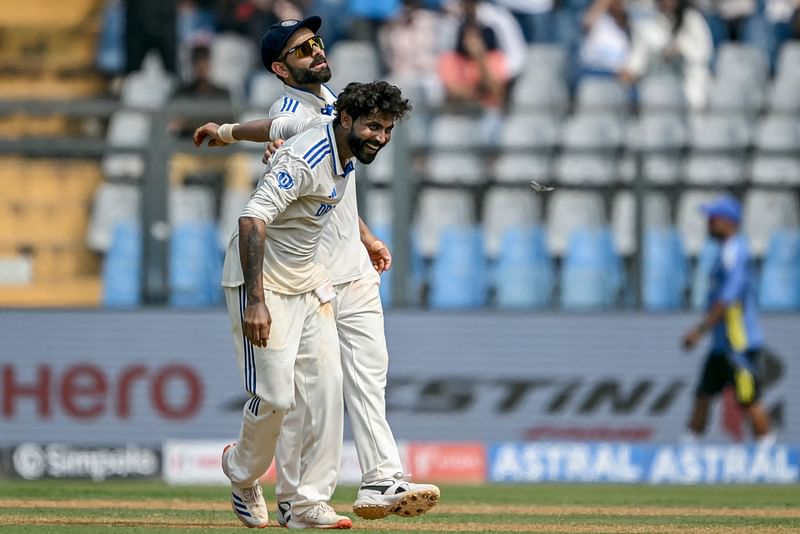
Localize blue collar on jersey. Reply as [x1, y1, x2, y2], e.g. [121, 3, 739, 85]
[284, 83, 336, 115]
[284, 82, 336, 101]
[324, 123, 355, 177]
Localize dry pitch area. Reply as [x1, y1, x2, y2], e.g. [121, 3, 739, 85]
[0, 481, 798, 533]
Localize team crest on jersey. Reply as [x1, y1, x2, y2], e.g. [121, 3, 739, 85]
[276, 171, 294, 190]
[328, 187, 337, 199]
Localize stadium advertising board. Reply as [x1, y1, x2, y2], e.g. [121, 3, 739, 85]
[163, 440, 408, 485]
[6, 443, 160, 481]
[0, 311, 797, 445]
[405, 442, 486, 483]
[488, 442, 800, 484]
[383, 313, 797, 444]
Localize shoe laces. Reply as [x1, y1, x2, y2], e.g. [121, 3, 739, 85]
[240, 484, 263, 502]
[307, 502, 335, 520]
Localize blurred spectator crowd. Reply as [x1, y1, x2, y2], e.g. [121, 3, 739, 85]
[96, 0, 800, 103]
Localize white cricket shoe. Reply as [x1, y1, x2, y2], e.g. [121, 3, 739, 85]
[221, 443, 269, 529]
[287, 502, 352, 529]
[276, 500, 292, 527]
[353, 478, 440, 520]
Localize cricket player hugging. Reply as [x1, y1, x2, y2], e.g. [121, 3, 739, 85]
[218, 81, 423, 529]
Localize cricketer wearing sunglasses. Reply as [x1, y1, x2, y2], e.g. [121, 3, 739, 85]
[194, 16, 440, 529]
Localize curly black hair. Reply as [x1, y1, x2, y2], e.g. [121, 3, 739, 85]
[333, 81, 412, 126]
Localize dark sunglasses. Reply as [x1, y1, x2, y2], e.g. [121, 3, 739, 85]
[280, 35, 325, 61]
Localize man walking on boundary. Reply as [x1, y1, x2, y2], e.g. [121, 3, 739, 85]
[195, 16, 440, 525]
[681, 194, 774, 444]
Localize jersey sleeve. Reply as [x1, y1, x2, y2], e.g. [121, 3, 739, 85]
[240, 156, 313, 225]
[718, 239, 747, 305]
[269, 115, 326, 141]
[268, 95, 305, 120]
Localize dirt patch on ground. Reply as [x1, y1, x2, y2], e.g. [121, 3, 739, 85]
[0, 516, 238, 528]
[0, 499, 798, 519]
[0, 516, 793, 533]
[433, 504, 800, 519]
[0, 499, 226, 512]
[356, 523, 800, 533]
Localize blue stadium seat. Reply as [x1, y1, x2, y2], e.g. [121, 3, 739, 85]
[759, 230, 800, 310]
[643, 228, 688, 310]
[429, 227, 488, 309]
[169, 222, 223, 307]
[102, 222, 142, 307]
[560, 227, 621, 310]
[494, 226, 553, 309]
[691, 240, 720, 310]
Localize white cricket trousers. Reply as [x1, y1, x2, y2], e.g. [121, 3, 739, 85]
[224, 285, 343, 515]
[276, 272, 404, 504]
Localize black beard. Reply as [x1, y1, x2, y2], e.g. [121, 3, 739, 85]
[347, 128, 381, 164]
[285, 60, 332, 84]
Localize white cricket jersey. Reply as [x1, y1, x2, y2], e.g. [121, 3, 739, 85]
[221, 123, 356, 295]
[268, 83, 374, 286]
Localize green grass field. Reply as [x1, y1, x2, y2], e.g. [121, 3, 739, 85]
[1, 480, 799, 533]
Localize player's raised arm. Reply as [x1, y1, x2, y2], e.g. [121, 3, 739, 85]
[194, 115, 324, 156]
[269, 114, 326, 141]
[193, 119, 274, 147]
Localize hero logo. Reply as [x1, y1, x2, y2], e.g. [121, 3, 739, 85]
[276, 171, 294, 190]
[1, 364, 203, 420]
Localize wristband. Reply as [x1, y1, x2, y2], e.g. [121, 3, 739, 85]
[217, 123, 239, 144]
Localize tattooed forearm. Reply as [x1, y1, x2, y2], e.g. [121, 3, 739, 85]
[238, 217, 267, 304]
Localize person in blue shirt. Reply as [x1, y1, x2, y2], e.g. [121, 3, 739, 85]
[681, 194, 772, 441]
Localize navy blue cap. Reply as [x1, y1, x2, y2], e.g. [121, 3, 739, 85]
[260, 16, 322, 73]
[701, 194, 741, 224]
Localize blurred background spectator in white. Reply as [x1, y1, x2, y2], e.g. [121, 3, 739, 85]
[578, 0, 631, 79]
[621, 0, 713, 109]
